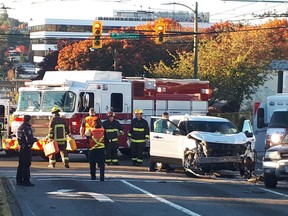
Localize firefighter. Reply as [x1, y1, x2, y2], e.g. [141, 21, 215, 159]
[80, 108, 105, 181]
[102, 111, 124, 165]
[16, 115, 37, 186]
[47, 107, 71, 168]
[128, 108, 149, 166]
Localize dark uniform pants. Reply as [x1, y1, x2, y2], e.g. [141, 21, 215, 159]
[105, 141, 118, 163]
[131, 142, 146, 164]
[16, 147, 32, 184]
[88, 148, 105, 180]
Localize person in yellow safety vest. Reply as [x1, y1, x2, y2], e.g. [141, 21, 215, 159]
[102, 111, 124, 165]
[128, 108, 149, 166]
[47, 107, 72, 168]
[80, 108, 104, 181]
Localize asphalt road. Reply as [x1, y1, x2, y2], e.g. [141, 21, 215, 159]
[1, 151, 288, 216]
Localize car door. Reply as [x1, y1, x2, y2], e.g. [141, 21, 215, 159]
[150, 117, 185, 164]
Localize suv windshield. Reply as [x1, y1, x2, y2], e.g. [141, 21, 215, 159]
[269, 111, 288, 128]
[185, 121, 239, 134]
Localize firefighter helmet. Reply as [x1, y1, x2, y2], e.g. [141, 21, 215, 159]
[51, 107, 60, 113]
[134, 108, 143, 114]
[107, 111, 115, 117]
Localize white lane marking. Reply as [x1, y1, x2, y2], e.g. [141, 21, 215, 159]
[77, 192, 114, 202]
[121, 180, 201, 216]
[9, 178, 15, 192]
[259, 187, 288, 198]
[47, 189, 114, 202]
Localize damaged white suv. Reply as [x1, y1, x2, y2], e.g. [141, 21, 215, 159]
[150, 115, 256, 178]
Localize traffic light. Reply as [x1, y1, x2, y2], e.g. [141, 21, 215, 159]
[155, 23, 166, 44]
[92, 21, 103, 49]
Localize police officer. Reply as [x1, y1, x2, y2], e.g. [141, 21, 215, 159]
[102, 111, 124, 165]
[16, 115, 37, 186]
[47, 107, 71, 168]
[128, 109, 149, 166]
[80, 108, 105, 181]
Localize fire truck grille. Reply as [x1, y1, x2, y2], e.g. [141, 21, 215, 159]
[30, 117, 50, 137]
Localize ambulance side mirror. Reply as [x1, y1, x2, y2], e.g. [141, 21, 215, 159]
[83, 93, 90, 108]
[257, 108, 267, 128]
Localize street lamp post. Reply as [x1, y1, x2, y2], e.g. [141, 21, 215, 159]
[193, 2, 198, 80]
[162, 2, 198, 79]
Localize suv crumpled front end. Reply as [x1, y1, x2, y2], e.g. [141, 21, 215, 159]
[263, 144, 288, 188]
[184, 131, 255, 177]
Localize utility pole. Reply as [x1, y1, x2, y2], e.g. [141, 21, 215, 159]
[193, 2, 198, 80]
[113, 49, 117, 71]
[162, 2, 199, 79]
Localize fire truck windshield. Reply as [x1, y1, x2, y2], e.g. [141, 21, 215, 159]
[17, 91, 76, 112]
[18, 91, 41, 112]
[42, 91, 76, 112]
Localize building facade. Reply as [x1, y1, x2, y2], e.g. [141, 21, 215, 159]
[29, 10, 211, 64]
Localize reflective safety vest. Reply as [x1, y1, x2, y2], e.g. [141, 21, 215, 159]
[153, 119, 168, 133]
[85, 116, 98, 129]
[81, 115, 99, 136]
[48, 116, 70, 145]
[89, 128, 105, 150]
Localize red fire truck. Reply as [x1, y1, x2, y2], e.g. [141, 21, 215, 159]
[2, 70, 210, 158]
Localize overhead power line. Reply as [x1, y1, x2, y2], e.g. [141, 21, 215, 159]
[221, 0, 288, 3]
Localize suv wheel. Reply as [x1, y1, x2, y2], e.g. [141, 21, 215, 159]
[264, 173, 277, 188]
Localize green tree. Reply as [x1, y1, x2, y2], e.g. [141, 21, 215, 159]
[146, 22, 275, 111]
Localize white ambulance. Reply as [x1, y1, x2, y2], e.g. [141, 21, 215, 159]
[254, 94, 288, 156]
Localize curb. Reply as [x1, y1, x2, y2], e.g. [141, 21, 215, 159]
[0, 177, 12, 216]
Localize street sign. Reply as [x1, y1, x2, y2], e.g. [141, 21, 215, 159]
[110, 33, 140, 40]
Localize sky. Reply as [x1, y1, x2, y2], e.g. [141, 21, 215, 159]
[1, 0, 287, 24]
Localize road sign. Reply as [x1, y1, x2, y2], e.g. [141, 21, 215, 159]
[110, 33, 140, 40]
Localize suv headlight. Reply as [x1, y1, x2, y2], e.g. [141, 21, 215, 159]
[270, 133, 282, 144]
[264, 151, 281, 160]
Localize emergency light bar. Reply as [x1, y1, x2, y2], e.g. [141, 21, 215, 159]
[24, 80, 70, 88]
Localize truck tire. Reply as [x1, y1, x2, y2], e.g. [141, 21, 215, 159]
[264, 173, 277, 188]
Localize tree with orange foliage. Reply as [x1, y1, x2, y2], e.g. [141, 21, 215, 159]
[57, 18, 193, 77]
[259, 19, 288, 60]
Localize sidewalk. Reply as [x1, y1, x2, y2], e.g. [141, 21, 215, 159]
[0, 178, 12, 216]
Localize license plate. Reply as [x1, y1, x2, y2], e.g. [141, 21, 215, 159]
[285, 166, 288, 173]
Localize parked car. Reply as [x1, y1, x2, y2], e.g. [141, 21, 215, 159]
[150, 115, 256, 178]
[263, 131, 288, 188]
